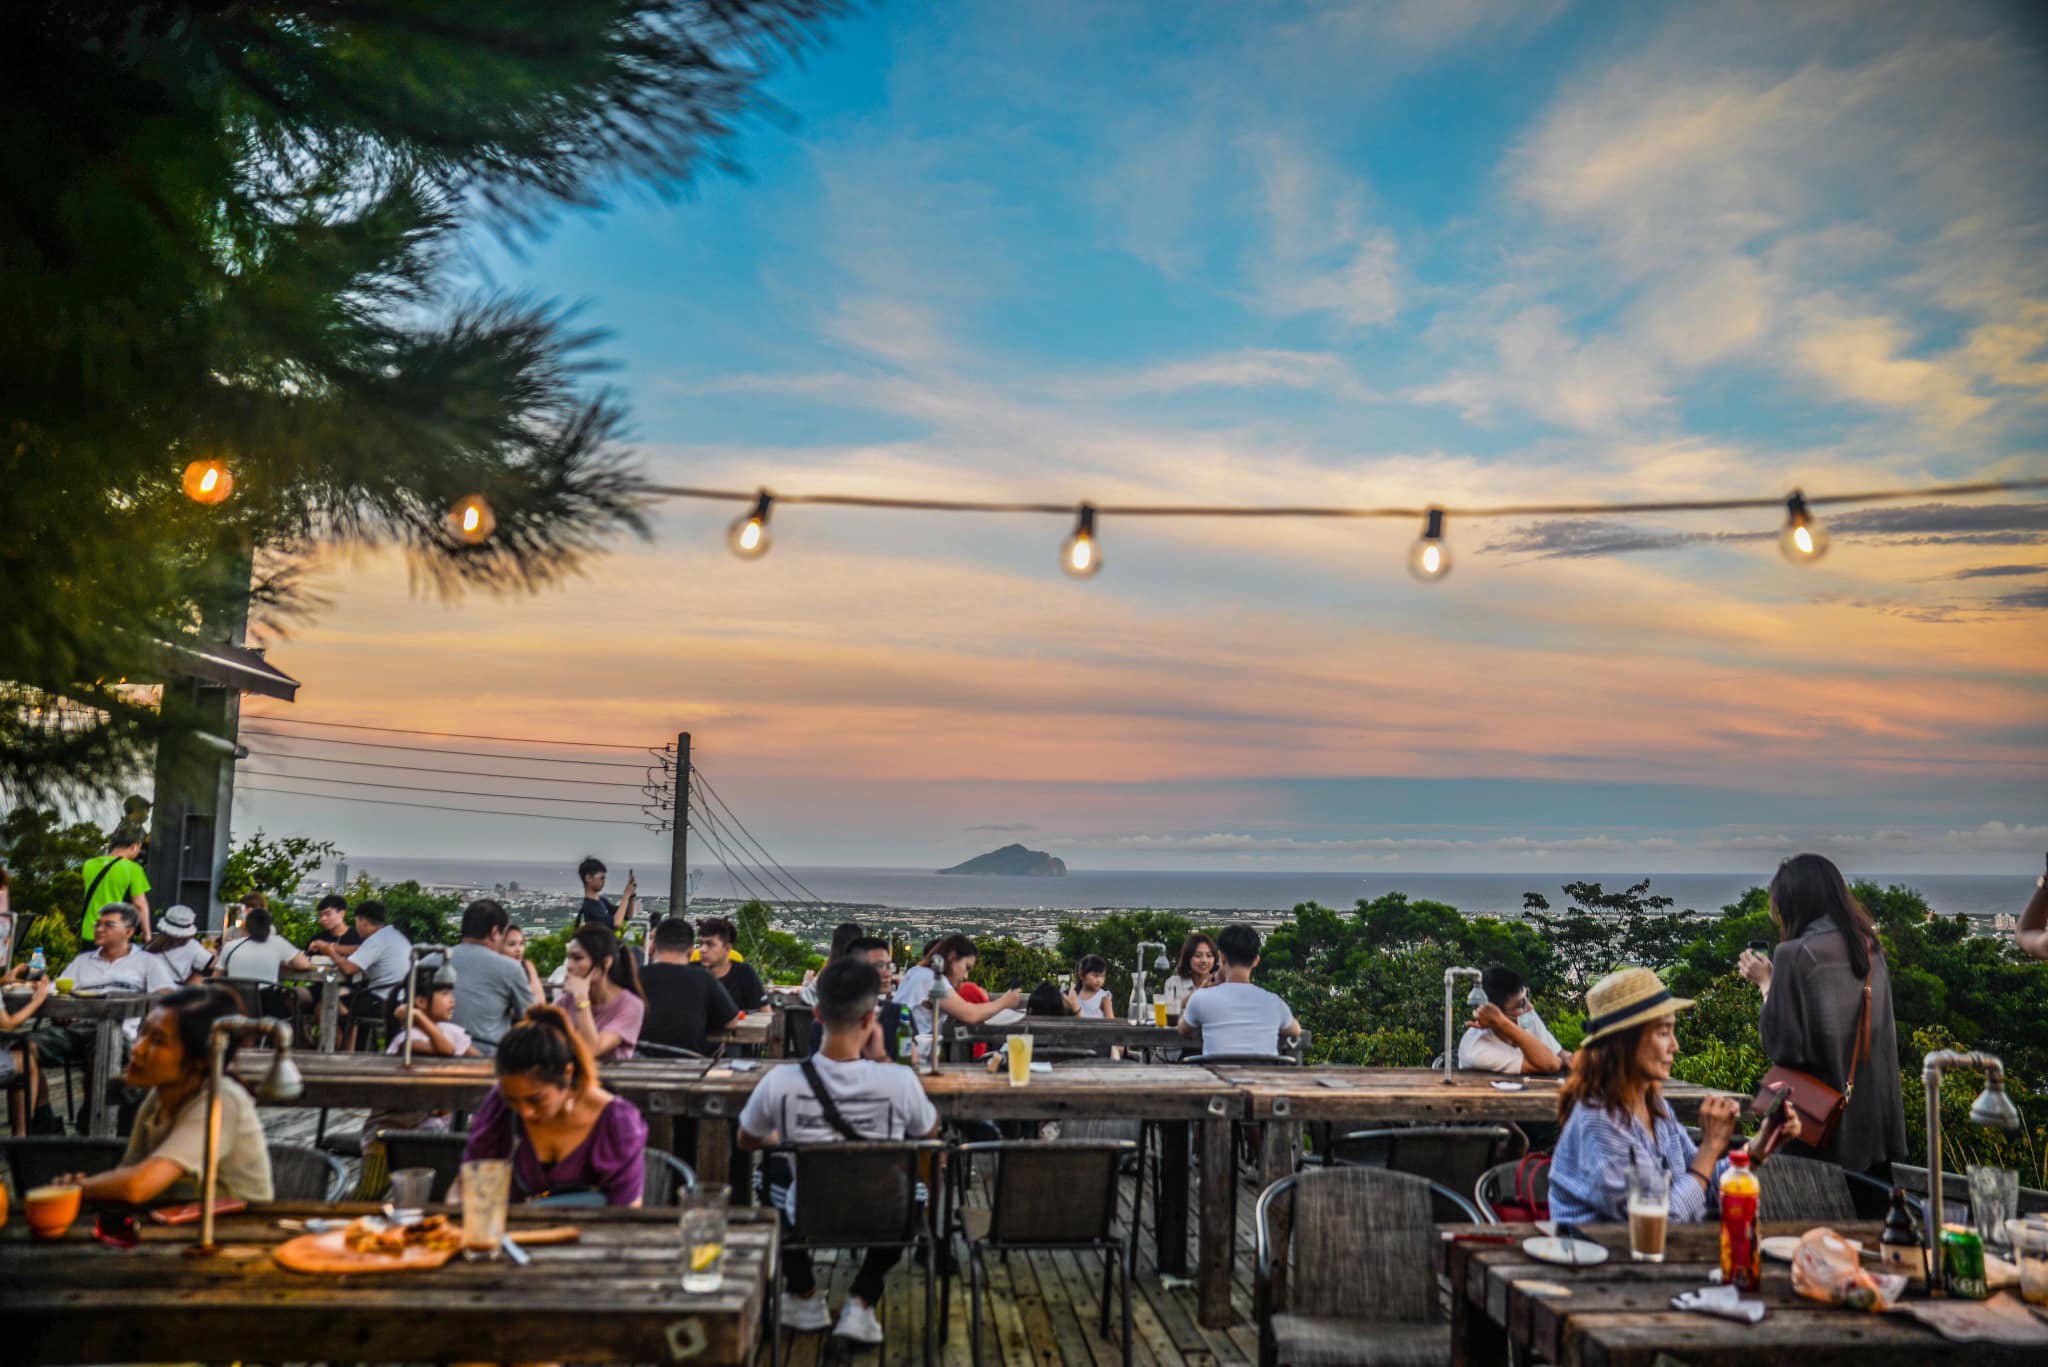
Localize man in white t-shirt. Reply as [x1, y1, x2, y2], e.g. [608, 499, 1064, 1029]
[740, 957, 937, 1347]
[1177, 923, 1301, 1059]
[1458, 967, 1568, 1075]
[61, 905, 181, 996]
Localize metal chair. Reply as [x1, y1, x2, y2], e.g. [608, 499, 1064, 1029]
[1256, 1167, 1478, 1367]
[633, 1040, 709, 1061]
[959, 1140, 1136, 1366]
[1181, 1052, 1301, 1067]
[1474, 1157, 1551, 1225]
[1324, 1125, 1517, 1221]
[766, 1140, 944, 1367]
[642, 1148, 698, 1205]
[215, 977, 301, 1035]
[1756, 1154, 1894, 1223]
[359, 1127, 470, 1201]
[267, 1142, 349, 1201]
[0, 1136, 126, 1198]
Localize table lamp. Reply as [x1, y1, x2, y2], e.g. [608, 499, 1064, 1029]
[195, 1015, 302, 1253]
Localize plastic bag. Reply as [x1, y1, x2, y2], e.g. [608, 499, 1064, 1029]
[1790, 1227, 1909, 1312]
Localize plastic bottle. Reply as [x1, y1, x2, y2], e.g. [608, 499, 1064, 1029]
[1719, 1149, 1761, 1290]
[29, 947, 46, 982]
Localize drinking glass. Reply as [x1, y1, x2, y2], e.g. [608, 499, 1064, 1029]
[1967, 1165, 2019, 1251]
[388, 1167, 436, 1211]
[1626, 1168, 1671, 1263]
[1007, 1033, 1034, 1087]
[680, 1185, 729, 1294]
[460, 1158, 511, 1258]
[2014, 1218, 2048, 1308]
[1151, 996, 1168, 1028]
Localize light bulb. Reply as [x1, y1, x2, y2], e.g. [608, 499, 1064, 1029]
[1778, 491, 1829, 564]
[1060, 504, 1102, 579]
[727, 491, 774, 559]
[1407, 507, 1452, 582]
[446, 494, 496, 544]
[181, 459, 234, 505]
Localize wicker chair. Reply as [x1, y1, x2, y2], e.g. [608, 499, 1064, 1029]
[766, 1140, 944, 1367]
[267, 1142, 349, 1201]
[1751, 1154, 1882, 1223]
[1324, 1126, 1517, 1217]
[1474, 1158, 1551, 1225]
[634, 1040, 709, 1061]
[1181, 1052, 1300, 1067]
[1255, 1167, 1478, 1367]
[960, 1140, 1137, 1366]
[642, 1149, 698, 1205]
[0, 1136, 126, 1199]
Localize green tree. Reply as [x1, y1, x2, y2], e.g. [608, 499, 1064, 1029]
[1524, 880, 1708, 989]
[1, 1, 847, 801]
[969, 937, 1065, 997]
[733, 899, 822, 985]
[0, 806, 105, 953]
[218, 830, 337, 906]
[1055, 910, 1197, 1012]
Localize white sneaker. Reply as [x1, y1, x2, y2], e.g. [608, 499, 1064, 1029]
[834, 1297, 885, 1345]
[780, 1291, 831, 1333]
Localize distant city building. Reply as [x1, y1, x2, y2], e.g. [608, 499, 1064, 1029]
[335, 857, 348, 888]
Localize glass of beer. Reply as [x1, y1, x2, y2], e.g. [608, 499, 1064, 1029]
[1152, 996, 1168, 1028]
[1007, 1033, 1034, 1087]
[460, 1158, 512, 1258]
[1627, 1167, 1670, 1262]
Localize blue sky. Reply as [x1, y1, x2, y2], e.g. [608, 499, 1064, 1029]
[237, 0, 2047, 873]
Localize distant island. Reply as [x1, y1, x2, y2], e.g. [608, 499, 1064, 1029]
[937, 843, 1068, 877]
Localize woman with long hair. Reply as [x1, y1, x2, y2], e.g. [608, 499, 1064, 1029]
[1547, 967, 1792, 1226]
[58, 985, 275, 1202]
[1164, 933, 1219, 1002]
[459, 1003, 647, 1206]
[889, 932, 1021, 1051]
[555, 923, 644, 1061]
[1737, 853, 1907, 1173]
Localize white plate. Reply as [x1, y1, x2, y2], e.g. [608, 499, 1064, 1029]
[1522, 1236, 1609, 1267]
[1491, 1080, 1525, 1092]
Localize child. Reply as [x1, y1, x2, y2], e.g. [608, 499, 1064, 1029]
[0, 976, 50, 1135]
[1064, 954, 1114, 1019]
[365, 964, 478, 1142]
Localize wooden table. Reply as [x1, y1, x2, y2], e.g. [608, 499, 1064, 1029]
[1, 1200, 775, 1365]
[709, 1007, 779, 1058]
[1437, 1220, 2031, 1366]
[1207, 1064, 1722, 1192]
[5, 989, 152, 1137]
[947, 1016, 1189, 1061]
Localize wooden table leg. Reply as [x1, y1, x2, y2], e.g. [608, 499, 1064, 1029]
[695, 1115, 733, 1190]
[318, 977, 340, 1053]
[1156, 1120, 1190, 1276]
[1197, 1117, 1235, 1329]
[1258, 1119, 1300, 1191]
[88, 1016, 121, 1137]
[1445, 1239, 1509, 1367]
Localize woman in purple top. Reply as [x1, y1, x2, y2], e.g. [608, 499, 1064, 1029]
[555, 923, 645, 1061]
[462, 1003, 647, 1206]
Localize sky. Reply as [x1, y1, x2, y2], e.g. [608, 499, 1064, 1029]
[233, 0, 2047, 875]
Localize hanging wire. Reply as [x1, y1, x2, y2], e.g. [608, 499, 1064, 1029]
[692, 770, 828, 906]
[234, 781, 652, 826]
[239, 715, 650, 749]
[242, 750, 651, 790]
[687, 795, 789, 909]
[688, 787, 821, 910]
[238, 729, 652, 770]
[236, 766, 649, 808]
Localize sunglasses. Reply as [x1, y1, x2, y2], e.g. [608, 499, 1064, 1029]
[92, 1210, 139, 1249]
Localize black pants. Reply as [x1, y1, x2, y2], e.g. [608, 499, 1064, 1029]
[782, 1239, 905, 1305]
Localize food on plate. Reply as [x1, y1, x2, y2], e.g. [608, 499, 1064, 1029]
[343, 1213, 463, 1257]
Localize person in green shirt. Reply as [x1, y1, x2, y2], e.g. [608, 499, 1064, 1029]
[80, 824, 151, 940]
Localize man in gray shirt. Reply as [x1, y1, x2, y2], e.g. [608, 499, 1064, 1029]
[448, 899, 534, 1056]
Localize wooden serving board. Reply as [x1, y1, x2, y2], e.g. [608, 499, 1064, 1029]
[273, 1228, 460, 1275]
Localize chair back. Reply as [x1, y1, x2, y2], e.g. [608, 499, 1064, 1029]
[267, 1142, 349, 1201]
[1475, 1157, 1551, 1223]
[375, 1128, 469, 1201]
[642, 1149, 698, 1205]
[1182, 1053, 1299, 1067]
[966, 1140, 1132, 1246]
[0, 1137, 127, 1199]
[1755, 1154, 1858, 1223]
[216, 976, 294, 1021]
[1259, 1167, 1455, 1322]
[1034, 1046, 1106, 1064]
[1328, 1124, 1514, 1196]
[788, 1141, 938, 1246]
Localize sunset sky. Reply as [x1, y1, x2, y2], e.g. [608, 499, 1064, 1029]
[235, 0, 2047, 875]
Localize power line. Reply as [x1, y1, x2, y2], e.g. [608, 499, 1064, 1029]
[688, 790, 818, 909]
[239, 729, 651, 770]
[687, 797, 789, 908]
[691, 770, 826, 905]
[243, 749, 650, 790]
[629, 475, 2048, 521]
[238, 765, 648, 808]
[239, 714, 650, 750]
[235, 781, 650, 826]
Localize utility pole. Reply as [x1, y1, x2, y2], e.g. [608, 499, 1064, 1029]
[668, 732, 690, 918]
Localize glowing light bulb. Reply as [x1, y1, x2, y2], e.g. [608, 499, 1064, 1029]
[181, 459, 234, 505]
[1060, 504, 1102, 579]
[1407, 507, 1452, 582]
[446, 494, 496, 544]
[727, 491, 774, 559]
[1778, 491, 1829, 564]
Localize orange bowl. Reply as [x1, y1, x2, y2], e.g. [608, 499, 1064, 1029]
[24, 1184, 81, 1239]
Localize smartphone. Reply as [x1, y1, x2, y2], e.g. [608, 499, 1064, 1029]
[150, 1198, 246, 1225]
[1746, 939, 1771, 957]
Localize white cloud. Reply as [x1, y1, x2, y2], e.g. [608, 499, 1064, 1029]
[1243, 135, 1400, 328]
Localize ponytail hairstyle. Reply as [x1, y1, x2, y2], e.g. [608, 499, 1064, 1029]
[495, 1003, 597, 1094]
[1768, 853, 1879, 979]
[570, 923, 643, 999]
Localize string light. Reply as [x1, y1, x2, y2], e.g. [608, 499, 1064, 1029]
[1778, 490, 1829, 564]
[1060, 504, 1102, 579]
[1407, 507, 1452, 582]
[181, 459, 234, 505]
[446, 494, 496, 544]
[727, 491, 774, 559]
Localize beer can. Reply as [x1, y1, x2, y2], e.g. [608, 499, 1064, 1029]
[1941, 1228, 1987, 1299]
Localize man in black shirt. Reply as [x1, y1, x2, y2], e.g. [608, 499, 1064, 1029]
[574, 855, 637, 930]
[695, 915, 767, 1010]
[639, 918, 740, 1055]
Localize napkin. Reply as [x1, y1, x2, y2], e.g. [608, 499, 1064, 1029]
[1670, 1285, 1766, 1324]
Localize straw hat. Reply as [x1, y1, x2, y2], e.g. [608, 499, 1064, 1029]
[1579, 966, 1693, 1046]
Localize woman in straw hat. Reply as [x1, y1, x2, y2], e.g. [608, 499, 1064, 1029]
[1548, 966, 1797, 1226]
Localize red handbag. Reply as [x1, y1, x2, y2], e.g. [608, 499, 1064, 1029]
[1750, 979, 1871, 1152]
[1492, 1152, 1550, 1222]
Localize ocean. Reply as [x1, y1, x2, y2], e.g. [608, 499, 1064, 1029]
[340, 860, 2033, 924]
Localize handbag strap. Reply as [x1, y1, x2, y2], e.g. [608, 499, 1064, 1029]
[1514, 1151, 1550, 1203]
[1843, 977, 1872, 1100]
[798, 1058, 865, 1142]
[78, 862, 116, 929]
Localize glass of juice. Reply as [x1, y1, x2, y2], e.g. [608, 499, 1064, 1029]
[1007, 1033, 1034, 1087]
